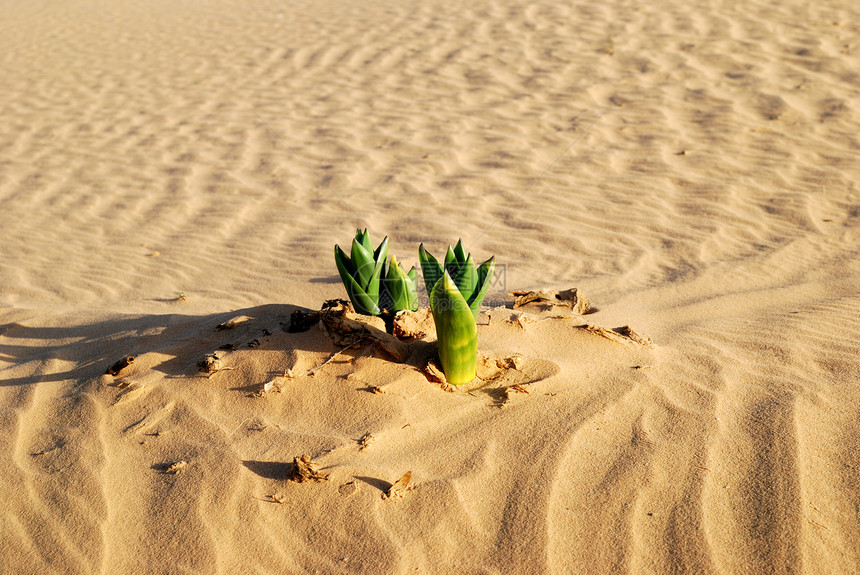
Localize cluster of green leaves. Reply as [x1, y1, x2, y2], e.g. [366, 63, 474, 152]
[419, 240, 495, 385]
[334, 232, 494, 386]
[418, 240, 495, 321]
[334, 229, 418, 316]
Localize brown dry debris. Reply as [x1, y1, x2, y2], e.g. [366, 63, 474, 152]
[477, 354, 528, 385]
[503, 313, 535, 330]
[495, 355, 524, 370]
[290, 455, 329, 483]
[582, 324, 655, 348]
[31, 442, 64, 457]
[314, 300, 410, 361]
[391, 307, 433, 339]
[198, 352, 223, 374]
[500, 384, 530, 407]
[283, 345, 355, 380]
[106, 356, 135, 376]
[163, 460, 189, 475]
[253, 379, 282, 397]
[422, 360, 456, 392]
[509, 288, 590, 314]
[422, 360, 445, 383]
[215, 315, 253, 331]
[358, 433, 375, 451]
[287, 308, 320, 333]
[247, 418, 270, 432]
[614, 325, 655, 348]
[385, 471, 412, 499]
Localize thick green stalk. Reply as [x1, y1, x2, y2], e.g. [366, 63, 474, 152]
[430, 271, 477, 385]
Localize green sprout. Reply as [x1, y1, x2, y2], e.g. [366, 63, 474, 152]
[382, 255, 419, 313]
[334, 229, 419, 315]
[420, 240, 495, 384]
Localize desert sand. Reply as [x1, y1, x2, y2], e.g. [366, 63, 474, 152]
[1, 0, 859, 572]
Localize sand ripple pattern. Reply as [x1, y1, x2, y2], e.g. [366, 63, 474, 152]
[0, 0, 856, 311]
[1, 0, 860, 572]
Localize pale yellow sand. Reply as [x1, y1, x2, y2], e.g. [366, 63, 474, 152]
[1, 0, 859, 572]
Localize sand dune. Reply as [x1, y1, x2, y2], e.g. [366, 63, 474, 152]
[1, 0, 859, 572]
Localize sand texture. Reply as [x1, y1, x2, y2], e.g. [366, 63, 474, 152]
[1, 0, 860, 572]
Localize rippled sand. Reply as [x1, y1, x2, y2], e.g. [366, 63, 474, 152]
[1, 0, 859, 572]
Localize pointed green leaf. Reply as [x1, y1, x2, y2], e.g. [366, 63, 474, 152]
[467, 256, 495, 320]
[405, 267, 419, 311]
[373, 235, 389, 263]
[430, 271, 477, 385]
[334, 245, 381, 315]
[418, 243, 444, 296]
[383, 256, 412, 312]
[351, 238, 375, 290]
[443, 245, 458, 278]
[356, 228, 372, 253]
[453, 254, 477, 300]
[364, 247, 386, 305]
[334, 244, 355, 277]
[397, 265, 418, 311]
[365, 236, 387, 302]
[453, 239, 468, 265]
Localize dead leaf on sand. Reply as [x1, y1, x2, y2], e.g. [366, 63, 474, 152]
[252, 378, 282, 397]
[391, 307, 433, 339]
[509, 288, 590, 314]
[384, 471, 412, 500]
[358, 433, 375, 451]
[292, 300, 410, 360]
[287, 308, 320, 333]
[501, 384, 530, 407]
[247, 418, 270, 431]
[106, 356, 135, 376]
[319, 300, 410, 360]
[215, 315, 253, 331]
[163, 460, 189, 475]
[502, 313, 535, 330]
[422, 359, 456, 392]
[582, 324, 654, 348]
[198, 352, 223, 374]
[30, 441, 65, 456]
[495, 355, 524, 370]
[290, 455, 329, 483]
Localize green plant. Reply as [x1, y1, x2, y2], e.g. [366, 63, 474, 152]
[419, 241, 495, 384]
[334, 229, 419, 315]
[382, 255, 419, 313]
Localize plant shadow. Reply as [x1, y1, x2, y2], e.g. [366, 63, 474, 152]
[241, 460, 292, 480]
[354, 475, 392, 493]
[0, 303, 339, 387]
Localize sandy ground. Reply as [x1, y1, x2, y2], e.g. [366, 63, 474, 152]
[1, 0, 859, 573]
